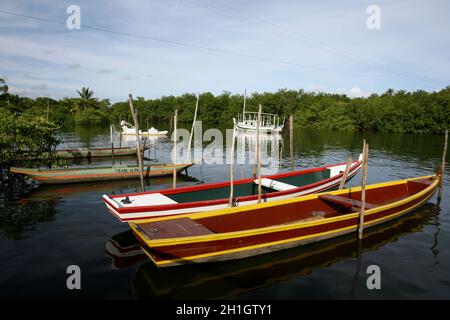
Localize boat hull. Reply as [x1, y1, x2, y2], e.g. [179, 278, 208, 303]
[103, 157, 363, 221]
[10, 163, 193, 184]
[233, 118, 283, 132]
[55, 146, 148, 159]
[130, 175, 439, 267]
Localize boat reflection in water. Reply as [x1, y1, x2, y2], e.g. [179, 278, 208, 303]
[234, 130, 283, 176]
[128, 203, 439, 299]
[18, 173, 201, 204]
[105, 230, 147, 269]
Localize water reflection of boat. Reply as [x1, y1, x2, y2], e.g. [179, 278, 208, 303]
[131, 204, 438, 299]
[105, 230, 146, 269]
[235, 130, 283, 171]
[18, 174, 201, 204]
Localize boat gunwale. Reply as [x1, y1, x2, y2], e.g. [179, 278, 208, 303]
[107, 158, 362, 213]
[130, 174, 438, 247]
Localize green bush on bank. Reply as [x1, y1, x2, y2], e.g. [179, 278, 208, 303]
[0, 109, 60, 165]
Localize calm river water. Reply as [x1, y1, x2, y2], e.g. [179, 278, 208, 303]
[1, 124, 449, 299]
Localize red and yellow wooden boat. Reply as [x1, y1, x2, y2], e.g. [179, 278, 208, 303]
[103, 155, 363, 221]
[130, 172, 440, 267]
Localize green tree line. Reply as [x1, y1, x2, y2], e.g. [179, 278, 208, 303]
[1, 77, 449, 134]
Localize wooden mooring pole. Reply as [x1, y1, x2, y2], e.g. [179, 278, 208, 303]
[290, 115, 294, 171]
[129, 94, 145, 192]
[228, 125, 236, 206]
[187, 94, 199, 162]
[257, 104, 262, 203]
[110, 124, 115, 165]
[339, 157, 353, 190]
[358, 140, 369, 239]
[173, 110, 178, 189]
[438, 129, 448, 202]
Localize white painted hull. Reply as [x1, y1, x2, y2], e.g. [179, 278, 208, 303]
[103, 163, 361, 222]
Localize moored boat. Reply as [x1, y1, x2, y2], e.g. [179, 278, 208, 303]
[120, 120, 168, 136]
[10, 163, 193, 184]
[132, 206, 434, 299]
[129, 172, 440, 267]
[54, 146, 149, 159]
[103, 155, 363, 222]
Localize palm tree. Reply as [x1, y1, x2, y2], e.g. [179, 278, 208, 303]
[76, 87, 96, 111]
[0, 77, 8, 94]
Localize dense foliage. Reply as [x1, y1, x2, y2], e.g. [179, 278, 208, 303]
[1, 77, 449, 134]
[0, 109, 60, 165]
[110, 88, 450, 134]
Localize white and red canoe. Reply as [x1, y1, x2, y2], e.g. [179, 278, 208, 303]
[102, 154, 363, 222]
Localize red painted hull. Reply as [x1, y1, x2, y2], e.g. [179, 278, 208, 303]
[130, 174, 440, 267]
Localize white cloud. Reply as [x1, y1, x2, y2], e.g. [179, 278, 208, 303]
[348, 86, 371, 98]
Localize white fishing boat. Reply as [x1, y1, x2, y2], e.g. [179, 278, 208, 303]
[233, 112, 284, 132]
[233, 90, 284, 132]
[120, 120, 168, 136]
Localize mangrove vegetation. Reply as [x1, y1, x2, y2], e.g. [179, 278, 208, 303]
[0, 77, 449, 134]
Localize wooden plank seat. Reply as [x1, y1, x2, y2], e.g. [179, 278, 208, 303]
[254, 178, 297, 191]
[318, 194, 377, 211]
[135, 217, 214, 240]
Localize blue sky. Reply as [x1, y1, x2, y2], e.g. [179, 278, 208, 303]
[1, 0, 449, 102]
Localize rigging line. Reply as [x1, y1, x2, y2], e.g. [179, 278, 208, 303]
[197, 0, 440, 85]
[201, 0, 437, 84]
[0, 9, 426, 87]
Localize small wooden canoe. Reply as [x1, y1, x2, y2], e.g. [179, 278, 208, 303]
[10, 163, 193, 184]
[54, 146, 150, 159]
[132, 207, 432, 299]
[130, 173, 440, 267]
[103, 155, 363, 222]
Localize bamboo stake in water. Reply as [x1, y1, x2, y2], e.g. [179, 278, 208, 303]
[438, 129, 448, 202]
[257, 104, 262, 203]
[358, 141, 369, 240]
[173, 110, 178, 189]
[187, 94, 199, 162]
[129, 94, 145, 192]
[228, 126, 237, 206]
[339, 157, 353, 190]
[118, 116, 122, 148]
[290, 115, 294, 171]
[110, 125, 115, 165]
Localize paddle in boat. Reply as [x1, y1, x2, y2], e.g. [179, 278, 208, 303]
[103, 154, 363, 222]
[10, 163, 193, 184]
[129, 172, 441, 267]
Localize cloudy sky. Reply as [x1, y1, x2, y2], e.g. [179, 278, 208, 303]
[1, 0, 449, 101]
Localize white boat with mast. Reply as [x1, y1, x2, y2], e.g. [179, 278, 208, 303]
[233, 90, 285, 133]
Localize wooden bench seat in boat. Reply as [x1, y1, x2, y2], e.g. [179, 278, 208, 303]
[135, 217, 214, 240]
[254, 178, 297, 191]
[318, 194, 377, 211]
